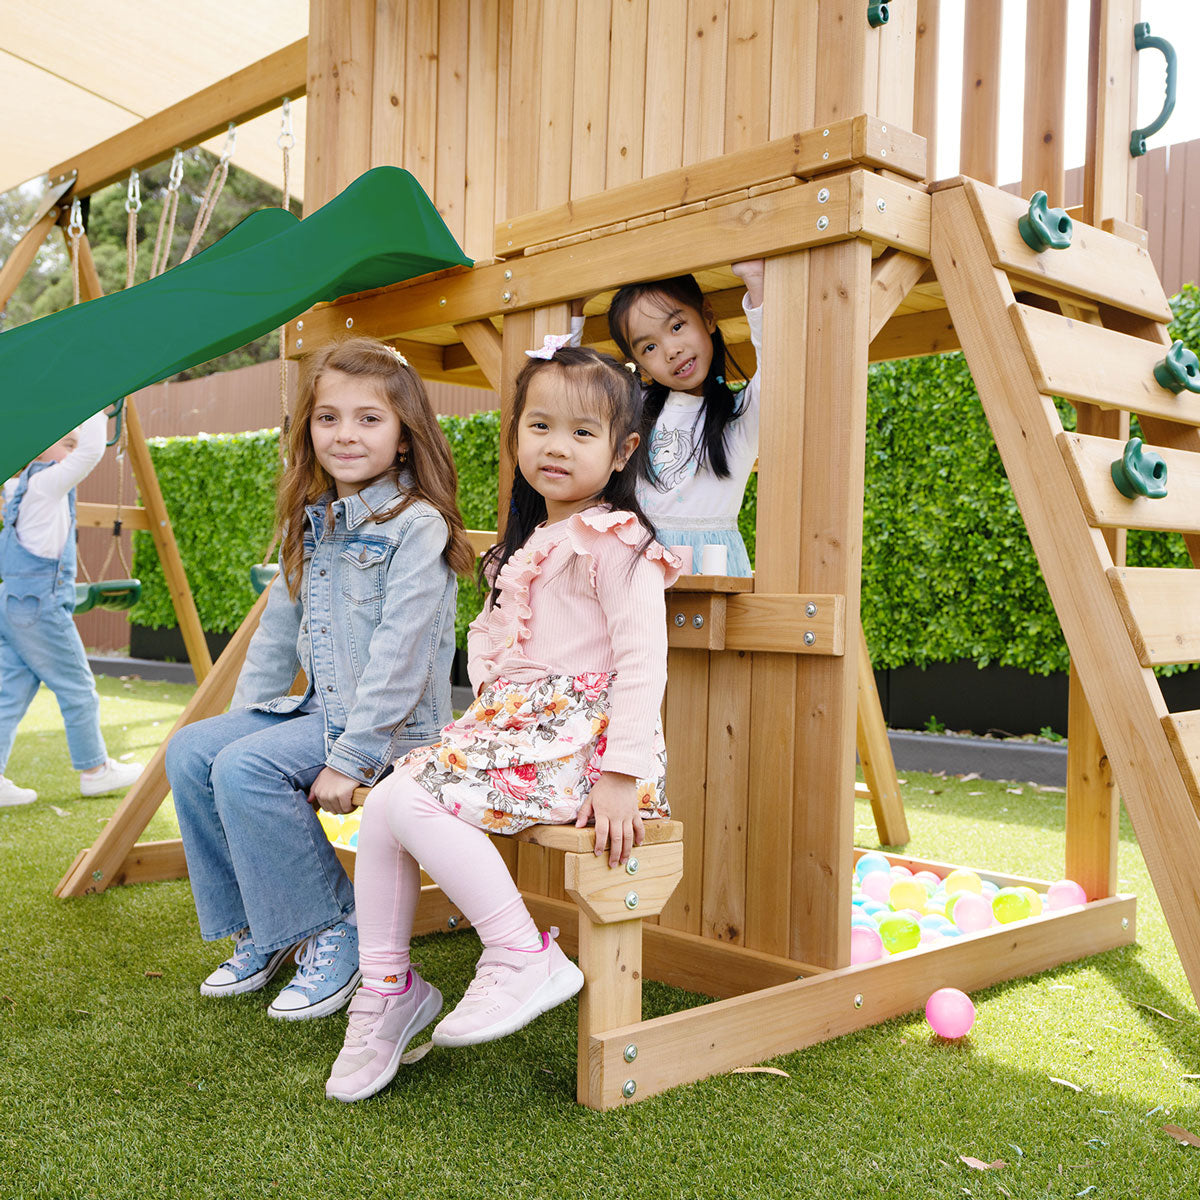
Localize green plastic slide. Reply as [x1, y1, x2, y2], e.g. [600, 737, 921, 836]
[0, 167, 471, 481]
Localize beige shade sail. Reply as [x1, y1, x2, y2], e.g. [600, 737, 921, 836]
[1, 0, 308, 200]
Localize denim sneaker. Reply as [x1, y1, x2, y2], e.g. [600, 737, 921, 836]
[267, 921, 361, 1020]
[199, 929, 292, 997]
[326, 973, 444, 1103]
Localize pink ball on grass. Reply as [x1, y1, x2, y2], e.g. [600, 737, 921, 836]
[952, 891, 993, 933]
[1047, 878, 1087, 909]
[926, 987, 976, 1038]
[850, 925, 885, 964]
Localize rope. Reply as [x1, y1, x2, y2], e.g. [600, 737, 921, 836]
[181, 124, 236, 263]
[149, 150, 184, 278]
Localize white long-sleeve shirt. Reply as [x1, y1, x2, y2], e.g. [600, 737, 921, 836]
[2, 412, 107, 559]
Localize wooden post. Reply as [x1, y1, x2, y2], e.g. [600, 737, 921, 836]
[0, 209, 59, 316]
[1021, 0, 1069, 207]
[913, 0, 940, 180]
[959, 0, 1003, 184]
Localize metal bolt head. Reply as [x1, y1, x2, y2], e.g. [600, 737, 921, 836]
[692, 614, 705, 629]
[674, 613, 686, 627]
[501, 290, 512, 303]
[805, 602, 817, 617]
[822, 151, 829, 160]
[876, 198, 887, 213]
[92, 869, 104, 882]
[625, 857, 640, 875]
[345, 317, 354, 328]
[624, 891, 640, 910]
[853, 993, 864, 1009]
[297, 320, 303, 330]
[447, 915, 459, 929]
[623, 1043, 638, 1062]
[816, 215, 829, 231]
[880, 148, 887, 157]
[822, 128, 830, 137]
[817, 187, 830, 204]
[803, 631, 816, 646]
[296, 338, 303, 348]
[622, 1079, 637, 1098]
[1121, 917, 1129, 929]
[504, 268, 513, 280]
[881, 125, 887, 134]
[439, 297, 447, 307]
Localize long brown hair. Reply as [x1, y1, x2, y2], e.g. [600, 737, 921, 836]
[277, 337, 475, 595]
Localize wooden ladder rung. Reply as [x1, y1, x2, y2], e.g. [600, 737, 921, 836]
[1162, 711, 1200, 815]
[1058, 431, 1200, 535]
[965, 183, 1171, 323]
[1108, 567, 1200, 666]
[1012, 303, 1200, 428]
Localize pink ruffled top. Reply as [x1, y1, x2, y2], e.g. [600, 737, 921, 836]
[467, 507, 680, 779]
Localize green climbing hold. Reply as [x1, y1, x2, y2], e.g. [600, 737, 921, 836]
[1110, 437, 1167, 500]
[250, 563, 281, 595]
[1153, 340, 1200, 395]
[1018, 191, 1073, 252]
[867, 1, 889, 27]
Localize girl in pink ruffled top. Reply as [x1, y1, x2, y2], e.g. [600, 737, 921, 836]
[327, 342, 679, 1103]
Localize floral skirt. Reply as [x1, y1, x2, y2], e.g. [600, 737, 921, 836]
[394, 671, 669, 835]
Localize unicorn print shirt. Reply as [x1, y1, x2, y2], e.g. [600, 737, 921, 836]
[635, 296, 762, 531]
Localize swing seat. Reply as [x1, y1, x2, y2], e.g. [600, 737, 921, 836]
[250, 564, 280, 595]
[73, 579, 141, 614]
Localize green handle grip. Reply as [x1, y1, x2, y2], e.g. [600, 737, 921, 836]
[1131, 22, 1177, 157]
[1018, 191, 1073, 252]
[104, 397, 124, 448]
[1110, 437, 1168, 500]
[867, 1, 890, 27]
[1153, 340, 1200, 395]
[250, 563, 281, 595]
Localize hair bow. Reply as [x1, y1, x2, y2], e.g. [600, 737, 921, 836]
[525, 333, 575, 360]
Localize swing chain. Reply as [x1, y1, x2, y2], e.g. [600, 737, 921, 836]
[124, 169, 142, 214]
[277, 98, 295, 151]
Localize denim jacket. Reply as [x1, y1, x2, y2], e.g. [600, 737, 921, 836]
[231, 474, 457, 784]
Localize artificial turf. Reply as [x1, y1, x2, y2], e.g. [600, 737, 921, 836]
[1, 677, 1198, 1199]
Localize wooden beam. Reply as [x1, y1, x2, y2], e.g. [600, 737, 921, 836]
[1021, 0, 1069, 206]
[75, 503, 151, 533]
[46, 40, 308, 199]
[0, 175, 76, 315]
[495, 115, 925, 256]
[453, 320, 504, 390]
[582, 896, 1136, 1107]
[856, 622, 909, 846]
[1084, 0, 1141, 227]
[868, 250, 930, 341]
[288, 172, 931, 351]
[913, 0, 940, 178]
[959, 0, 1003, 184]
[868, 307, 960, 362]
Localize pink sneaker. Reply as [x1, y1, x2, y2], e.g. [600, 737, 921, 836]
[432, 928, 584, 1048]
[325, 973, 443, 1103]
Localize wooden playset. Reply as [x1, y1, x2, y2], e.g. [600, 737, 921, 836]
[16, 0, 1200, 1109]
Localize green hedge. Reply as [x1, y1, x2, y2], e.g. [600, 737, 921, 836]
[131, 284, 1200, 673]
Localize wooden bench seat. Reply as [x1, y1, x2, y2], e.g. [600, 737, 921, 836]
[349, 786, 683, 1102]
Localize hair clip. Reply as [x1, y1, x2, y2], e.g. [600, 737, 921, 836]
[624, 361, 638, 374]
[525, 333, 574, 360]
[385, 345, 409, 367]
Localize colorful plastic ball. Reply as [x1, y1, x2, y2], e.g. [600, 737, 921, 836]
[855, 852, 892, 882]
[862, 900, 888, 917]
[1047, 879, 1087, 909]
[924, 896, 947, 916]
[861, 871, 893, 904]
[877, 913, 921, 954]
[943, 868, 982, 896]
[925, 987, 976, 1038]
[952, 891, 993, 933]
[1015, 886, 1043, 916]
[920, 913, 954, 933]
[992, 887, 1033, 923]
[913, 870, 942, 890]
[919, 925, 944, 944]
[939, 925, 965, 939]
[889, 878, 929, 913]
[980, 879, 1000, 898]
[850, 925, 885, 964]
[890, 864, 914, 879]
[851, 913, 878, 930]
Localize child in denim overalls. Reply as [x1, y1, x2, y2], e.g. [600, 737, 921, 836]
[0, 412, 143, 807]
[165, 338, 475, 1023]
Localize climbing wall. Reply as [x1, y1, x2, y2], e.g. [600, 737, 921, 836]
[932, 177, 1200, 1005]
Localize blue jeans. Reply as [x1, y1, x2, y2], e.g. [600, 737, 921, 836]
[0, 592, 107, 773]
[165, 708, 355, 954]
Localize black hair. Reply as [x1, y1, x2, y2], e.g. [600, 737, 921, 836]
[607, 274, 750, 483]
[479, 347, 658, 595]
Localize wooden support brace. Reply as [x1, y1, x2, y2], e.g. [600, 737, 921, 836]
[453, 320, 503, 390]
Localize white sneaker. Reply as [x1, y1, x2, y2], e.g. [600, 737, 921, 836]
[0, 776, 36, 807]
[80, 758, 143, 797]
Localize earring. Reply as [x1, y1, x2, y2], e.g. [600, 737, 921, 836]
[715, 375, 725, 385]
[398, 451, 408, 465]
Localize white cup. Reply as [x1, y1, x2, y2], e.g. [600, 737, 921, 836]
[668, 544, 693, 573]
[699, 543, 728, 576]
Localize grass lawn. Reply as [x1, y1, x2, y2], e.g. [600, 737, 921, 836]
[2, 677, 1199, 1199]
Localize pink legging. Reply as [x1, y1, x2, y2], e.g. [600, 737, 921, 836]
[354, 772, 541, 980]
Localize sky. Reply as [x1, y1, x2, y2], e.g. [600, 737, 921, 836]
[932, 0, 1199, 181]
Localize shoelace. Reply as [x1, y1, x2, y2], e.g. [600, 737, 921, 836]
[224, 929, 256, 972]
[287, 927, 345, 993]
[460, 959, 513, 1003]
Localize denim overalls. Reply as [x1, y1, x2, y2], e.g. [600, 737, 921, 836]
[0, 463, 106, 772]
[164, 474, 458, 953]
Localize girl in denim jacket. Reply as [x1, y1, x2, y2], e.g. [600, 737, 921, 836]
[166, 338, 474, 1021]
